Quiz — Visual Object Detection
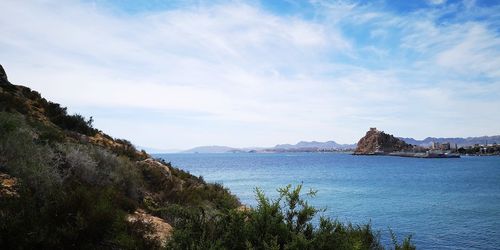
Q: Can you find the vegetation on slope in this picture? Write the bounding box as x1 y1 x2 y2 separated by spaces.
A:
0 110 239 248
0 66 239 248
0 65 414 249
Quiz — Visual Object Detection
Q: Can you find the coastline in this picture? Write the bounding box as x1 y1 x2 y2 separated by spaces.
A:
353 151 461 158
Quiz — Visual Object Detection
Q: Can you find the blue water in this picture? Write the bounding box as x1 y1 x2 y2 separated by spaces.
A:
157 153 500 249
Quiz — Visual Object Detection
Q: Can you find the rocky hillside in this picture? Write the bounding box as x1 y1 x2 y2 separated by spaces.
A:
1 65 148 160
0 64 239 248
354 128 413 155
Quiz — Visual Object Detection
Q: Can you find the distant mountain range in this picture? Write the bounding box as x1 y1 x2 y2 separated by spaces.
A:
399 136 500 147
180 135 500 153
182 145 268 153
274 141 356 150
182 141 355 153
182 146 240 153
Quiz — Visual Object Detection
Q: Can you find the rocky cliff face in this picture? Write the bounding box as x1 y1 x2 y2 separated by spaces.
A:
354 128 413 154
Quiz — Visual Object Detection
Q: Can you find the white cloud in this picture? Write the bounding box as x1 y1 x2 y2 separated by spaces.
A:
427 0 447 5
0 0 499 148
436 24 500 78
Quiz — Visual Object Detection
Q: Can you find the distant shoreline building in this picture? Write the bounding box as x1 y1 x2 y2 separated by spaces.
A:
430 142 453 151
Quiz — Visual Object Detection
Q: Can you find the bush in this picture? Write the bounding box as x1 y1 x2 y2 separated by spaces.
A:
0 92 31 114
42 101 97 136
391 230 416 250
58 143 143 201
0 184 157 249
0 112 61 194
166 184 416 250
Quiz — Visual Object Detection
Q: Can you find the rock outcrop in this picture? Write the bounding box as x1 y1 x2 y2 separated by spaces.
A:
354 128 413 155
0 172 18 197
139 158 172 180
0 64 8 83
127 209 173 247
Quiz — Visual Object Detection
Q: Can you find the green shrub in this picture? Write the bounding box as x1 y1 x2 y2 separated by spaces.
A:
0 92 31 114
42 101 98 136
0 184 157 249
391 230 416 250
31 121 66 143
0 112 61 193
57 143 143 200
166 184 416 250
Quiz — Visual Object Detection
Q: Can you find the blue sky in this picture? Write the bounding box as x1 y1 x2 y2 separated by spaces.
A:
1 0 499 150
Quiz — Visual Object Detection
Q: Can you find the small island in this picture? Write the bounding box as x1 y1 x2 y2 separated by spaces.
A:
354 128 460 158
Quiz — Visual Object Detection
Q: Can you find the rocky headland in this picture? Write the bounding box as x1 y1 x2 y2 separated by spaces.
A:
354 128 461 158
354 128 413 155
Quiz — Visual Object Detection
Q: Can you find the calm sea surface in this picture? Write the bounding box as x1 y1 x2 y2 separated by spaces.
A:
157 153 500 249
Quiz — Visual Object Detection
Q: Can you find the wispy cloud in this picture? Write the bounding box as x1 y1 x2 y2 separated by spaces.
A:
0 0 499 149
427 0 447 6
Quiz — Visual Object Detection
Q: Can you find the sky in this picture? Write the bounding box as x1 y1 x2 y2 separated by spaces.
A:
1 0 499 150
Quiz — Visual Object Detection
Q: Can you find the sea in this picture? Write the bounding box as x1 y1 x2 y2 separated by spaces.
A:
156 153 500 249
